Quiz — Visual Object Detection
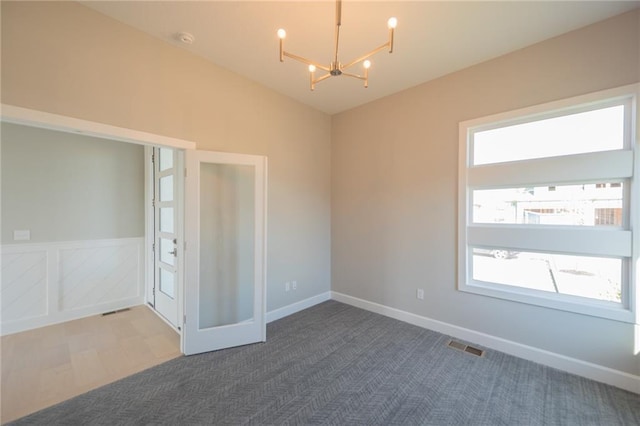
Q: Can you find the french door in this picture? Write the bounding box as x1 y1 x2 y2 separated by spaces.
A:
182 150 267 355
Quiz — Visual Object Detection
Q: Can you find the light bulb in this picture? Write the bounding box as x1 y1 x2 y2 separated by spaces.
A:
277 28 287 39
308 64 316 73
363 60 371 69
387 17 398 29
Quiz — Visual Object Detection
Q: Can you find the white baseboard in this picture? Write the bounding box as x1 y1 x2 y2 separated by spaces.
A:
267 291 332 323
331 291 640 394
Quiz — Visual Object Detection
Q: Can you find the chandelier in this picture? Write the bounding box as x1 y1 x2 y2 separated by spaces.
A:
277 0 397 90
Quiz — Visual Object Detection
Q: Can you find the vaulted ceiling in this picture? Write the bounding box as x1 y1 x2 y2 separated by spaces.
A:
82 1 640 115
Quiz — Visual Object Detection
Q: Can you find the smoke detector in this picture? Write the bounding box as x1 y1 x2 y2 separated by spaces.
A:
175 32 195 45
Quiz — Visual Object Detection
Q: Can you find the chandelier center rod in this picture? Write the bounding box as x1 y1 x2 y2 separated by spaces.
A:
334 0 342 68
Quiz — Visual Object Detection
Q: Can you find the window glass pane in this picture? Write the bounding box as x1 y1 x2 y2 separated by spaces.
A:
160 238 175 266
472 248 621 303
159 148 174 171
199 163 255 329
473 183 623 226
160 268 174 299
473 105 624 165
160 207 174 233
159 175 174 202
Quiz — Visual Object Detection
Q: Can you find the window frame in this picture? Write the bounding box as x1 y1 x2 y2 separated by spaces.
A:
458 84 639 323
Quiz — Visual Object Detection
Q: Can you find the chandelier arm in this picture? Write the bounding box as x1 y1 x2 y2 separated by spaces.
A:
342 41 391 71
279 38 284 62
282 51 331 72
342 71 369 88
313 73 332 85
340 71 365 81
310 72 332 91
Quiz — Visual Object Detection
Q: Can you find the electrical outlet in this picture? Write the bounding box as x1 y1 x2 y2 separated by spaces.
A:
285 282 290 292
292 281 297 290
416 289 424 300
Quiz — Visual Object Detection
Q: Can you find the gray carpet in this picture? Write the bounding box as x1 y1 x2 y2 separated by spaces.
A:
10 301 640 425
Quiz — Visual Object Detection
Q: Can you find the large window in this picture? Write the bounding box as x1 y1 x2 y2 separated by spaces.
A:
458 85 638 322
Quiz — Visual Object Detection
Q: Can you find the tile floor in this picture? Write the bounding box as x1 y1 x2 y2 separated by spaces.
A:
1 305 181 423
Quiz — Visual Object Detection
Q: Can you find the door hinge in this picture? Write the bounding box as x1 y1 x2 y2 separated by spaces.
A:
183 314 186 325
151 153 155 164
152 242 155 252
152 198 155 208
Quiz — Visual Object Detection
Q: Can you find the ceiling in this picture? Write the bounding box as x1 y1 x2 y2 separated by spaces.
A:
81 1 640 115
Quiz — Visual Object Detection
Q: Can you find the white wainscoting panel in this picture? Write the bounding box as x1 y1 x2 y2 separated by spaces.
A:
59 242 141 311
1 250 48 323
1 238 145 335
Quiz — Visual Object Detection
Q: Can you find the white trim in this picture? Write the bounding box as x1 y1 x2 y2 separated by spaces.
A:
1 236 144 250
144 147 155 307
266 291 332 323
331 291 640 394
468 150 633 188
176 150 186 336
460 280 633 324
468 226 632 258
1 104 196 150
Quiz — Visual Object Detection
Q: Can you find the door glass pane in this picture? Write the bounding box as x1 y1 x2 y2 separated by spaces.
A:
160 207 174 233
160 267 175 299
472 248 622 303
159 148 174 171
473 105 624 165
160 238 175 266
472 183 624 226
159 175 174 202
199 163 255 329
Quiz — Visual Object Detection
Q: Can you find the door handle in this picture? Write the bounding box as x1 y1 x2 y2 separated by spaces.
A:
168 249 177 257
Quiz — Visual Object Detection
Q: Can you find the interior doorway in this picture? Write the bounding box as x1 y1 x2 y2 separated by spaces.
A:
1 104 268 357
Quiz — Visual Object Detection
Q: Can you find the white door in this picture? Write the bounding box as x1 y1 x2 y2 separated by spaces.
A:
182 150 267 355
153 147 180 328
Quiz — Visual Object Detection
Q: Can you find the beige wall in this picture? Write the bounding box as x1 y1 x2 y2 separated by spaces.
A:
1 1 332 312
332 10 640 375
